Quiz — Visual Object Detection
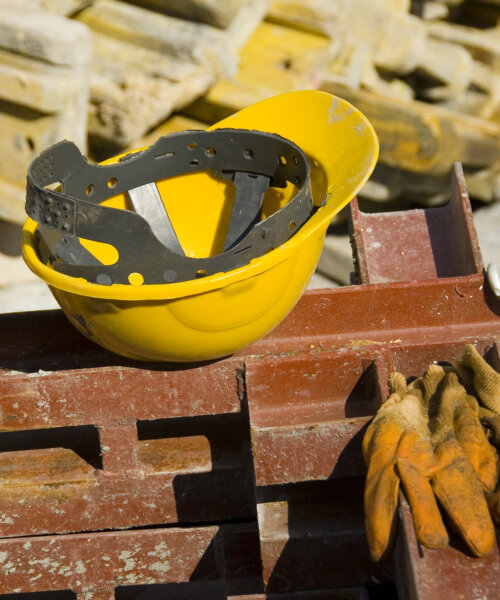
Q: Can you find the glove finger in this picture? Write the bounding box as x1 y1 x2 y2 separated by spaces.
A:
432 439 496 557
422 364 447 407
362 390 407 464
454 398 499 492
388 371 407 395
458 344 500 415
363 420 403 562
428 371 463 438
397 458 448 549
406 377 425 406
365 460 400 562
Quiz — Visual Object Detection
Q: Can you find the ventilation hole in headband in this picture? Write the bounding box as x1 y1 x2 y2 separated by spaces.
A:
86 184 95 196
205 147 216 157
107 177 118 188
190 159 200 167
80 239 119 266
96 273 112 285
187 141 197 150
128 272 144 286
293 155 299 166
44 180 63 191
289 221 296 231
279 155 287 166
243 148 254 159
196 269 207 278
163 269 177 283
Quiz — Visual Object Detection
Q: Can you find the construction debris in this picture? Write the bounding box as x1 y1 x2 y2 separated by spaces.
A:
265 0 500 206
4 0 500 289
0 2 90 223
77 0 270 148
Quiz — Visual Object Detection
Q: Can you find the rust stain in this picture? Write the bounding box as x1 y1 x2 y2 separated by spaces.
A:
0 162 498 595
348 338 403 346
0 448 95 487
138 436 212 474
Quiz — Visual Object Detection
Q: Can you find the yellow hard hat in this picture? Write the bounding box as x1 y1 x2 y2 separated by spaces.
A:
22 90 378 362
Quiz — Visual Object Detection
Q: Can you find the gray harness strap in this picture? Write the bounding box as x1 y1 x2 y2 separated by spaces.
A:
26 129 314 285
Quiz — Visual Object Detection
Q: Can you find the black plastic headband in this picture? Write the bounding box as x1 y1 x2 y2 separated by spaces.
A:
26 129 314 285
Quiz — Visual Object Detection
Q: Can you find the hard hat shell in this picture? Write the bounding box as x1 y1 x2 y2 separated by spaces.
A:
22 90 378 362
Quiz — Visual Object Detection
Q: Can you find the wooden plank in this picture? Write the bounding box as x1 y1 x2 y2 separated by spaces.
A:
0 5 90 223
183 20 336 123
78 0 269 146
127 0 254 29
321 83 500 176
0 527 222 594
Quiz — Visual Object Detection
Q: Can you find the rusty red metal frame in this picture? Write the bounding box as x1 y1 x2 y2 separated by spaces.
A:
0 164 499 598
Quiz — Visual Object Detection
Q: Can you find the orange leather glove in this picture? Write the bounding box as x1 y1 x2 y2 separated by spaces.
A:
478 406 500 524
457 344 500 414
363 365 498 562
457 344 500 526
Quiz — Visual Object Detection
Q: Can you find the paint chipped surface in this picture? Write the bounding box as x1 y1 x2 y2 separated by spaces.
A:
150 560 171 573
118 550 136 572
0 526 218 594
148 541 171 560
328 97 344 124
0 361 243 537
0 514 14 524
75 560 87 574
355 121 367 135
0 165 499 598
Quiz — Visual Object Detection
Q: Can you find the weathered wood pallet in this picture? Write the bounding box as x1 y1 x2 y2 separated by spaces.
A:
0 4 90 224
77 0 270 148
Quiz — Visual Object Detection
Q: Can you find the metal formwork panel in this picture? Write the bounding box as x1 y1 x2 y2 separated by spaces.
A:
350 164 483 284
0 358 255 537
0 165 500 596
246 351 386 487
392 495 500 600
0 526 222 596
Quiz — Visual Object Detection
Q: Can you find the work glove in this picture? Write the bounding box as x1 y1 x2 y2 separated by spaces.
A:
363 365 498 562
457 344 500 414
457 344 500 525
478 406 500 524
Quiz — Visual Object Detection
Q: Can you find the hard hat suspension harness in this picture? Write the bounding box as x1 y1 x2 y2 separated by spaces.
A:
26 129 313 285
